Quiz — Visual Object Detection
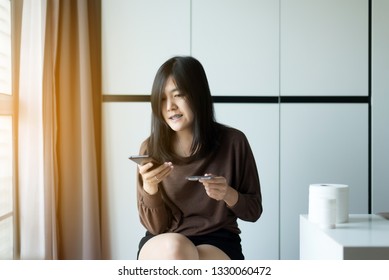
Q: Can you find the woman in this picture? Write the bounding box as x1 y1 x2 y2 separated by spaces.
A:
136 56 262 260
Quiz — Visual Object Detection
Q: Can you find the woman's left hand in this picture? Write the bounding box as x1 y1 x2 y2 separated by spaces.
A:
199 174 238 207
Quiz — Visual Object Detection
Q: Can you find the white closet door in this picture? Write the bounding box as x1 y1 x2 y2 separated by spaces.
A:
281 0 368 96
215 103 280 259
280 104 369 259
192 0 280 96
102 102 152 259
102 0 191 94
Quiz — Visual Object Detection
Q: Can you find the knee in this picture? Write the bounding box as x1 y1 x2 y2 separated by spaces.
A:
162 233 199 260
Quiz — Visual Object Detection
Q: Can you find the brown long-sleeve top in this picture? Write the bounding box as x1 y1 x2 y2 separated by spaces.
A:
137 125 262 236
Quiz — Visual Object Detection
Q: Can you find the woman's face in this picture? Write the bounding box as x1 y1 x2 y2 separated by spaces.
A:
161 76 194 135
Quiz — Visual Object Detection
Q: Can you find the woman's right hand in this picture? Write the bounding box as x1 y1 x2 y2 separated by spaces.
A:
138 161 174 195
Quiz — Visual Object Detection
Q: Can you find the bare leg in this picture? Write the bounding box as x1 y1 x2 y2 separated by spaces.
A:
197 244 230 260
138 233 199 260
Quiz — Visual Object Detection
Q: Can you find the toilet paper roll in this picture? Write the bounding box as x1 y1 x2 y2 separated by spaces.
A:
315 197 336 229
309 183 349 224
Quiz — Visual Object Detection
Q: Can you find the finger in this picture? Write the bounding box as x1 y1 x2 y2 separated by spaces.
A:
158 162 174 177
201 179 227 189
146 162 173 182
149 162 173 176
138 162 155 174
206 185 227 196
204 181 229 197
204 187 224 201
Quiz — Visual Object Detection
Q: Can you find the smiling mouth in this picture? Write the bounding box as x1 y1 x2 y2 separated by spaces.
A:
169 114 183 121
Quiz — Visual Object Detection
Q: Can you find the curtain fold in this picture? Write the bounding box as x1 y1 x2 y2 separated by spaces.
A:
42 0 59 260
17 0 102 259
43 0 102 260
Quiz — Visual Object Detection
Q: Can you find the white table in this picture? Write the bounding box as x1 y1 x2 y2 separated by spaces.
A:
300 214 389 259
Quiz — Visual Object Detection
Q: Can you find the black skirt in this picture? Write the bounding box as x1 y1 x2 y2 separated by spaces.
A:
137 228 244 260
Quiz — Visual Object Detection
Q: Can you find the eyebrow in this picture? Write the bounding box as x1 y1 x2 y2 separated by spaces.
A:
166 87 179 95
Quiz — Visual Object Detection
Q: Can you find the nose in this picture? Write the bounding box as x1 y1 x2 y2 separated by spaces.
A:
166 97 177 112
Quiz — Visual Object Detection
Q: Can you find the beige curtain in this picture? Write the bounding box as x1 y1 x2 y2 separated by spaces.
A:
17 0 102 259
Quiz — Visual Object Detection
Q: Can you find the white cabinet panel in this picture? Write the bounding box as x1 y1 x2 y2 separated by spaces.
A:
215 104 279 259
280 104 368 259
102 102 152 259
192 0 279 96
281 0 368 96
372 0 389 213
102 0 190 94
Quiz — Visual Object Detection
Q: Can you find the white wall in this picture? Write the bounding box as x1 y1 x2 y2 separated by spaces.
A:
101 0 385 260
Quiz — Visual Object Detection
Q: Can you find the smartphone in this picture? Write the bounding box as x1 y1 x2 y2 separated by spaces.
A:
185 175 213 181
129 155 159 166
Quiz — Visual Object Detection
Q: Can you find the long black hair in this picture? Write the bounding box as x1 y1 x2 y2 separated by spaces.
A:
147 56 220 163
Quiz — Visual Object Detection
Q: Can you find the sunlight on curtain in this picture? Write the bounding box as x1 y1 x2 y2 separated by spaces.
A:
16 0 102 260
47 0 101 259
0 116 13 260
18 0 45 259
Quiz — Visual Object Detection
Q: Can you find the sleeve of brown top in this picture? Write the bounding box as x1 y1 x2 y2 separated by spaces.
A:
136 140 171 234
224 129 263 222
